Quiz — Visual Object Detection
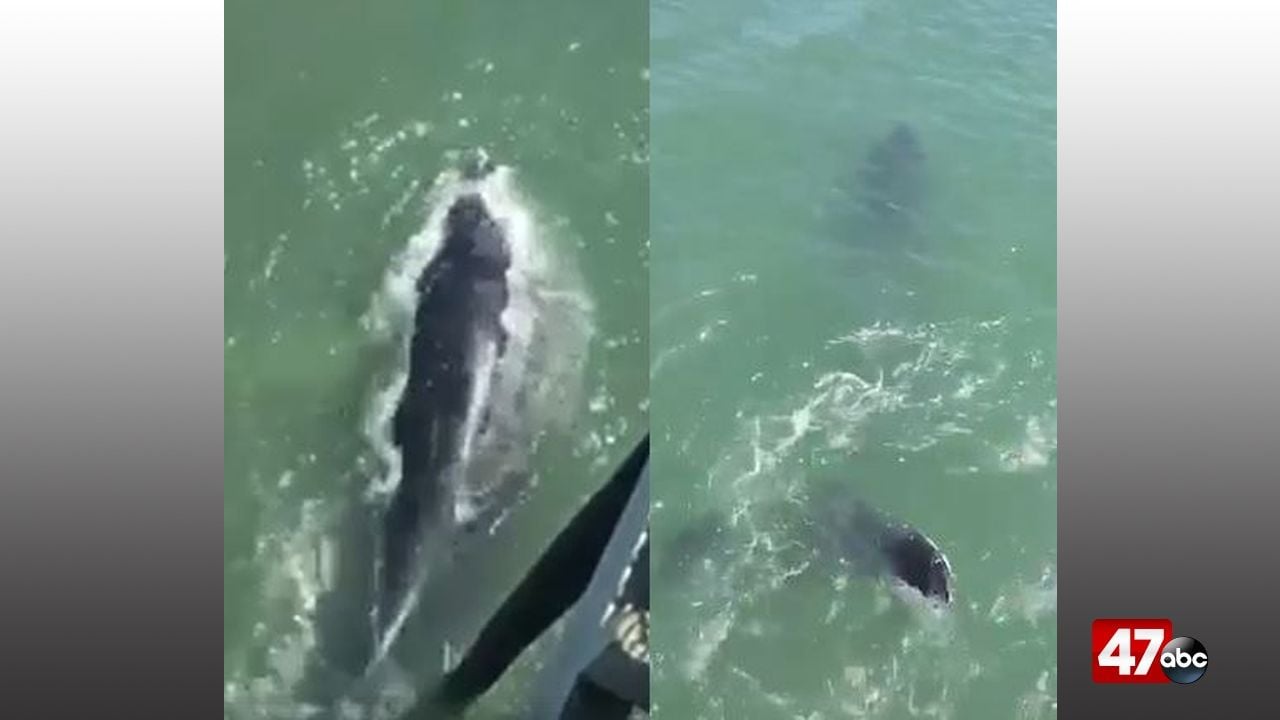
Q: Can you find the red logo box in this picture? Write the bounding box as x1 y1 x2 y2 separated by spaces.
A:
1092 618 1173 683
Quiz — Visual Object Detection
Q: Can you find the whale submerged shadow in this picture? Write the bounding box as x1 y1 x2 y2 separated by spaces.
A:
818 121 929 255
808 121 953 325
856 122 926 232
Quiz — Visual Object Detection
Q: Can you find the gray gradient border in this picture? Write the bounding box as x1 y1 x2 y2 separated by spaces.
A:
5 1 1280 717
0 2 223 717
1060 1 1280 714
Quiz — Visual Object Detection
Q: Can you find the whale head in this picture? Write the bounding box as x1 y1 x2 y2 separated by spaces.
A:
881 526 953 605
441 194 511 274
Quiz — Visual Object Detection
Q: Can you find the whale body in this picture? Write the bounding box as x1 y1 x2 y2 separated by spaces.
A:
668 488 953 607
809 491 952 605
376 187 513 649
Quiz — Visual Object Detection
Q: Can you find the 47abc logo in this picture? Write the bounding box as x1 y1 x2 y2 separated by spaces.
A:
1092 619 1208 684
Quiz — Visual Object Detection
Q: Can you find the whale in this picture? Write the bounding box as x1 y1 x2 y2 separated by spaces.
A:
375 178 514 653
666 488 953 608
809 493 952 605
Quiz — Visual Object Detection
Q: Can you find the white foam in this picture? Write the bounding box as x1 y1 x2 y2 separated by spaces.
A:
684 608 734 680
224 496 333 720
997 412 1057 472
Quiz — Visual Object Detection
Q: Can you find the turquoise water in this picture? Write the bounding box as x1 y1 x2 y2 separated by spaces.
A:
650 1 1056 718
224 1 647 717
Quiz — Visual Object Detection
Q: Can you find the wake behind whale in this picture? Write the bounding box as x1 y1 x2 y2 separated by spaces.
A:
360 152 594 670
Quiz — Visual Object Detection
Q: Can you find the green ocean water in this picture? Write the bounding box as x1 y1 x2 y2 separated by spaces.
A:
650 1 1056 719
224 1 647 717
